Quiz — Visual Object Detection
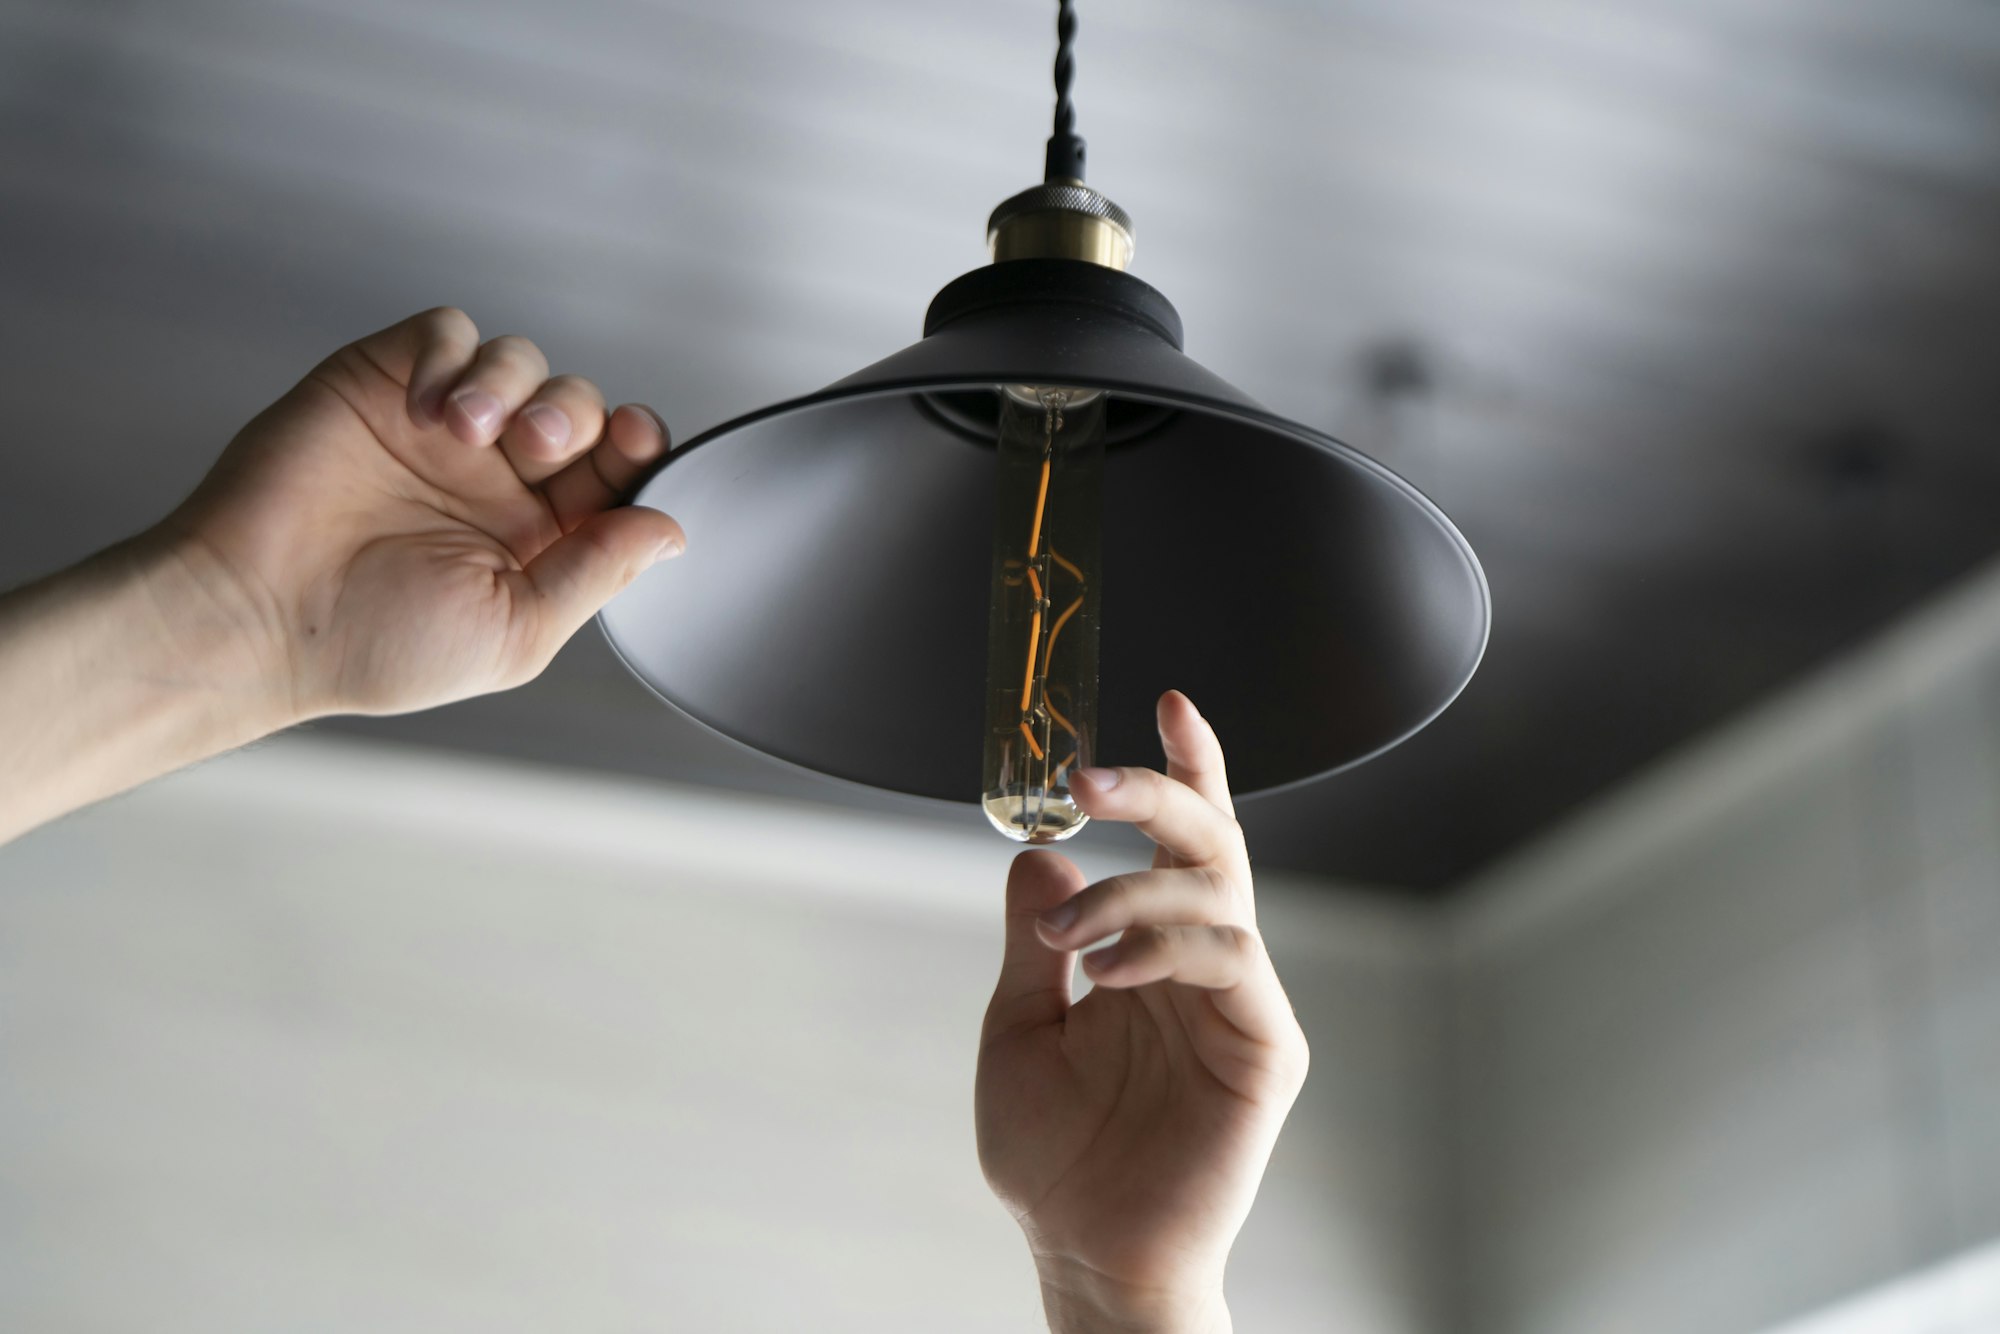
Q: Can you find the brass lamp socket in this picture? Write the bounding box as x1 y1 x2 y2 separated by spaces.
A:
986 181 1135 271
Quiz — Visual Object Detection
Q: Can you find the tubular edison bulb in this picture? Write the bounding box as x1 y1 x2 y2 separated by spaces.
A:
982 383 1107 842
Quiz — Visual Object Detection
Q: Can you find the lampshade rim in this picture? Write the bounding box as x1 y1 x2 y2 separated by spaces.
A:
598 374 1492 805
601 603 1488 810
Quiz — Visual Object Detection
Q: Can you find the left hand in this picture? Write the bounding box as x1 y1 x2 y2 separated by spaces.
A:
0 307 685 846
975 691 1310 1334
158 306 685 723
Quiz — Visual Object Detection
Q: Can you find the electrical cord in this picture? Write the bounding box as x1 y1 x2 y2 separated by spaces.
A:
1045 0 1086 182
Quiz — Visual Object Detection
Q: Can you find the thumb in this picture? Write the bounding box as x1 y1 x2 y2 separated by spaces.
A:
984 850 1087 1043
519 505 685 662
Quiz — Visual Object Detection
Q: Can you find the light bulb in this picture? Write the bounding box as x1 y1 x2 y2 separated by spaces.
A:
982 383 1107 843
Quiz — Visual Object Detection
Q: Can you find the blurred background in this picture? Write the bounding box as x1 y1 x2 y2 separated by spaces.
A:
1 0 1996 1329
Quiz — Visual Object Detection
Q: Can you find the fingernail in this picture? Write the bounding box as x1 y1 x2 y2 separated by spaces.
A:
651 534 685 563
1040 900 1079 932
521 403 572 453
1076 766 1122 791
1084 943 1120 970
641 406 672 454
450 388 505 441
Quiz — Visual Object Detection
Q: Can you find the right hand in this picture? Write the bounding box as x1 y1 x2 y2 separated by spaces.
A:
976 691 1310 1333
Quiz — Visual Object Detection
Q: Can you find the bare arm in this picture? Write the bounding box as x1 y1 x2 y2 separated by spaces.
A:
0 536 293 843
0 307 683 845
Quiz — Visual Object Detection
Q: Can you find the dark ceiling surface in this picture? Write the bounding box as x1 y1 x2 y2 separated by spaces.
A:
5 0 2000 891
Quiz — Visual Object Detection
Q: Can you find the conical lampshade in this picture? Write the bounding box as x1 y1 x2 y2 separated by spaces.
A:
600 257 1488 801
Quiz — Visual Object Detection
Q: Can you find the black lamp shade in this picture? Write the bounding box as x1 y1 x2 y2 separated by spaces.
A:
600 259 1489 801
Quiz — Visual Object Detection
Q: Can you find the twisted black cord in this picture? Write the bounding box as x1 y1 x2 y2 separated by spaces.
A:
1045 0 1086 181
1053 0 1076 140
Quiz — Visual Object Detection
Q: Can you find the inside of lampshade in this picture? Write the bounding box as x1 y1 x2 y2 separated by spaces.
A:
915 387 1181 449
601 385 1486 802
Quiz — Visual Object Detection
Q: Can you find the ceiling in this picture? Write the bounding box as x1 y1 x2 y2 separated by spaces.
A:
4 0 1999 891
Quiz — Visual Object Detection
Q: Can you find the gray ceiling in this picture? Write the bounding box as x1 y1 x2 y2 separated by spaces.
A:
5 0 2000 891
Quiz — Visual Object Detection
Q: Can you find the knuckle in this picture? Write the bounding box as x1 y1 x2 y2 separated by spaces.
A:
314 344 369 389
1081 882 1116 931
1273 1033 1311 1088
560 523 623 575
1224 813 1248 852
419 305 478 345
1195 864 1233 900
544 373 605 405
485 334 549 374
1103 873 1144 920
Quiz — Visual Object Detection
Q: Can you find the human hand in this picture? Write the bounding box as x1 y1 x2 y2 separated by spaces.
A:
0 307 685 845
157 306 685 724
975 691 1310 1334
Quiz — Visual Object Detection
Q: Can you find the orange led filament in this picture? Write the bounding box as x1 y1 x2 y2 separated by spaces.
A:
1014 399 1084 782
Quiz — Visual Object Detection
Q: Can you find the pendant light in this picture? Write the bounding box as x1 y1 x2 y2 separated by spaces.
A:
600 0 1489 841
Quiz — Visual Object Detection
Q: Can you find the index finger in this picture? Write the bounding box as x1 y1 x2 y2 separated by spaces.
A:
334 306 483 426
1070 765 1251 886
1156 690 1233 817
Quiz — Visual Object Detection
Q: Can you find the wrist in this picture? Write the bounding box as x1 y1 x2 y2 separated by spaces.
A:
0 532 301 843
139 521 307 734
1033 1255 1231 1334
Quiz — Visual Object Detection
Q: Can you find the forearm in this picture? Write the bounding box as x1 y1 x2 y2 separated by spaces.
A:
1036 1257 1232 1334
0 530 295 844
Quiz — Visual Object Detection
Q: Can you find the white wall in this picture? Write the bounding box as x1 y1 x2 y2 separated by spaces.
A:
1445 556 2000 1334
0 736 1442 1333
10 564 2000 1334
